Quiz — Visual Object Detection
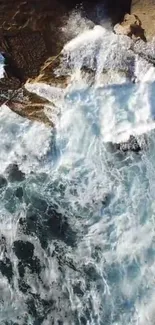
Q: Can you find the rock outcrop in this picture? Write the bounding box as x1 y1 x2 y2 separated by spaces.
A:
27 54 70 88
2 87 53 125
114 13 146 40
0 0 82 124
0 0 138 125
114 1 155 41
0 1 69 81
131 0 155 41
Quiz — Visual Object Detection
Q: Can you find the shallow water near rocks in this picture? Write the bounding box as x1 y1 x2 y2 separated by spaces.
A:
1 13 155 325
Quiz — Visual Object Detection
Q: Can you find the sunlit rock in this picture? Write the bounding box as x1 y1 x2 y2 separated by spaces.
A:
114 14 146 41
131 0 155 41
27 54 71 88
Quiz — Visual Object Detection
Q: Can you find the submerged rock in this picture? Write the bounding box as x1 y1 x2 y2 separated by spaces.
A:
15 186 23 199
0 257 13 282
113 135 147 153
13 240 41 279
6 163 25 182
13 240 34 260
0 175 7 188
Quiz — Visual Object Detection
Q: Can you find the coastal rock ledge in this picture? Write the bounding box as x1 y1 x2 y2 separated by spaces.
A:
0 0 155 125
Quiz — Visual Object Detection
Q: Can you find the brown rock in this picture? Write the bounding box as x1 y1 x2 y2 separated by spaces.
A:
0 0 134 126
114 13 146 40
4 88 53 126
131 0 155 40
0 0 78 125
0 0 72 84
0 0 133 86
28 54 71 88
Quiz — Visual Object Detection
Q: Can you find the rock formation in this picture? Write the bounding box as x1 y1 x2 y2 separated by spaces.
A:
27 54 70 88
0 1 68 123
0 0 138 125
131 0 155 41
114 13 146 40
0 0 99 124
116 0 155 41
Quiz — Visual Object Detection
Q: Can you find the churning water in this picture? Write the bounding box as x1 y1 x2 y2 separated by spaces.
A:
1 12 155 325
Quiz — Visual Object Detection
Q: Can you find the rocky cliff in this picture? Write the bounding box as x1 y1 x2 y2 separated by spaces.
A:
1 0 154 125
0 0 82 123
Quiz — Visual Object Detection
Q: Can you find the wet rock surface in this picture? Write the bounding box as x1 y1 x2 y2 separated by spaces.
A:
0 0 133 125
7 88 54 126
112 135 147 153
0 0 154 129
27 54 70 88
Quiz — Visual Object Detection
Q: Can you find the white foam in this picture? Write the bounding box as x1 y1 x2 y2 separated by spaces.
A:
1 17 155 325
0 105 51 174
64 25 107 53
25 82 65 103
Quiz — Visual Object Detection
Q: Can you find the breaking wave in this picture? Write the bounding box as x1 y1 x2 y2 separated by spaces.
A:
1 11 155 325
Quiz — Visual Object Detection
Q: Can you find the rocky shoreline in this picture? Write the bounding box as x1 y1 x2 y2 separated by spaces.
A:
0 0 155 126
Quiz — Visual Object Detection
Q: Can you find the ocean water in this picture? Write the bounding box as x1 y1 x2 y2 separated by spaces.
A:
1 12 155 325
